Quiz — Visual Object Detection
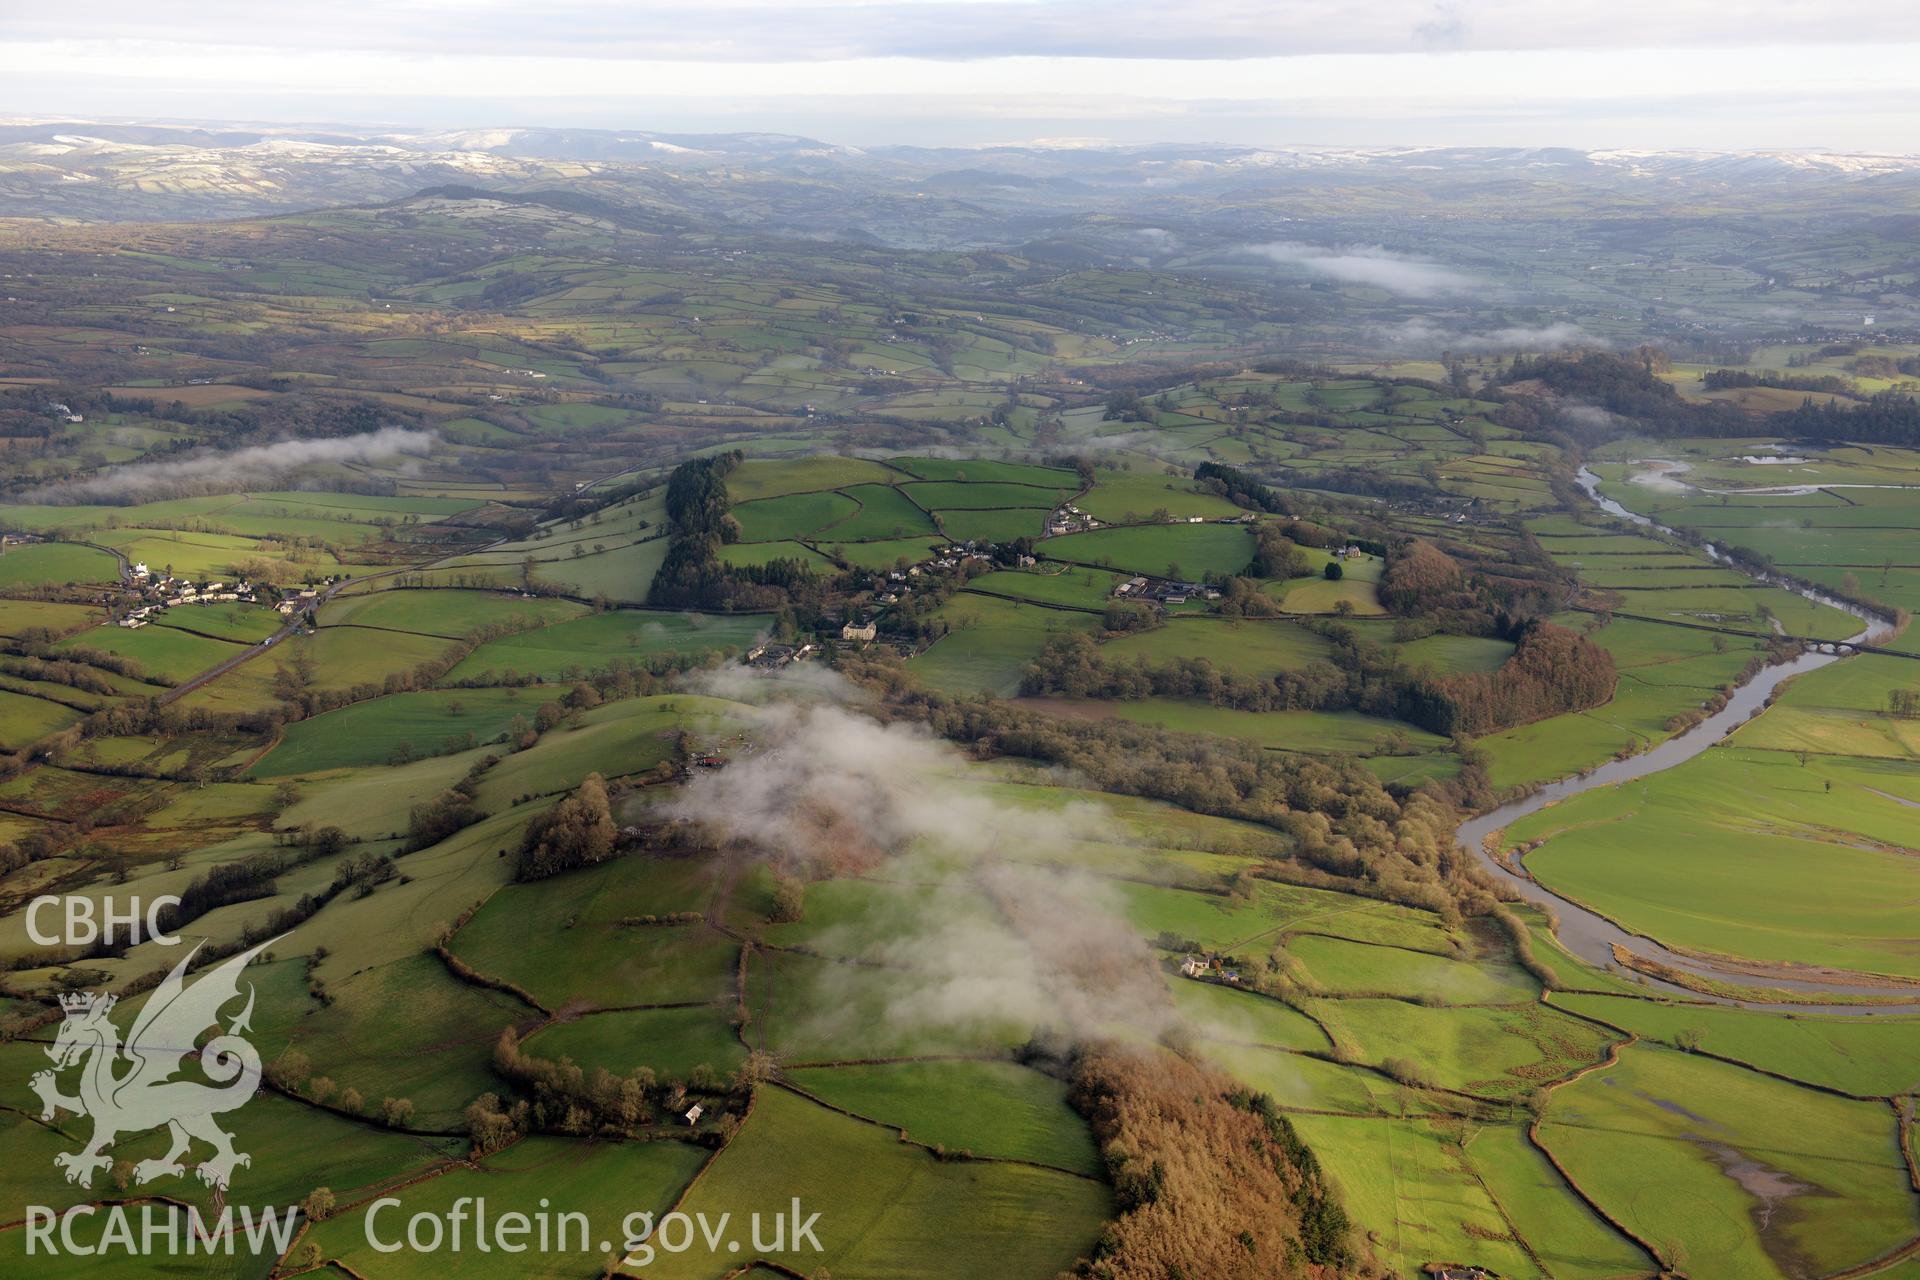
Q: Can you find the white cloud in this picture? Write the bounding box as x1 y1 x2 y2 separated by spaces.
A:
1384 318 1600 351
33 428 436 503
0 10 1916 148
1250 242 1477 296
8 3 1920 62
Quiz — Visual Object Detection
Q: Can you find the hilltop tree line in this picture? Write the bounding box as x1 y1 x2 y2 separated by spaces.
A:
1504 351 1920 446
1194 461 1290 515
1401 620 1617 737
854 657 1481 917
1702 368 1852 395
649 450 827 611
1022 613 1611 741
1770 390 1920 444
1034 527 1603 738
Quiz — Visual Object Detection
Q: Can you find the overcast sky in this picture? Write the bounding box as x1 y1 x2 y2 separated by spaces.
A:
4 1 1917 150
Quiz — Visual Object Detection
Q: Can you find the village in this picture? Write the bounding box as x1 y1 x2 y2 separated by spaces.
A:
111 560 318 630
734 495 1372 674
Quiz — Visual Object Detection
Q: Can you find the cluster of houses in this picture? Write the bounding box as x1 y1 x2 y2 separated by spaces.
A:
1114 576 1223 606
117 564 266 628
745 640 817 670
1178 954 1243 985
916 542 1000 574
1046 503 1264 540
877 541 1002 605
115 563 316 628
1047 503 1099 537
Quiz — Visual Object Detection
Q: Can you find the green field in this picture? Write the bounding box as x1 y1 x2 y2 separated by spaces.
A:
820 483 939 540
1046 522 1257 578
909 593 1098 695
786 1060 1102 1175
728 455 897 501
730 488 859 541
642 1087 1108 1280
1511 745 1920 978
1076 470 1244 522
965 565 1118 609
527 1004 748 1079
1101 617 1334 675
934 506 1050 543
1392 631 1516 674
0 687 85 748
1553 992 1920 1096
323 588 589 637
892 458 1080 488
253 686 549 774
309 1137 707 1278
55 619 243 683
1105 698 1447 756
1539 1043 1915 1279
717 539 836 570
9 198 1920 1280
445 611 771 682
0 541 119 586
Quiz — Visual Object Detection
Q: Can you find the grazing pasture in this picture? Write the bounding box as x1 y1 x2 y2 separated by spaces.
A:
1106 698 1446 756
820 483 938 539
642 1087 1109 1280
322 587 588 637
786 1060 1102 1175
1100 617 1334 675
730 489 860 541
727 455 896 501
1045 521 1257 579
0 688 85 747
1538 1043 1915 1279
309 1138 707 1279
1511 745 1920 978
444 610 770 682
528 1004 748 1079
0 541 119 587
933 506 1049 543
965 565 1119 609
909 593 1098 695
252 686 542 774
55 620 242 683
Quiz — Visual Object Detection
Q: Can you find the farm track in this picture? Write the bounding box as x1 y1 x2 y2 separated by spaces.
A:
156 562 413 704
152 509 549 705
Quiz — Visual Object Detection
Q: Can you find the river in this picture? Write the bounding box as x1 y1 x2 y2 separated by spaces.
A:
1453 466 1916 1011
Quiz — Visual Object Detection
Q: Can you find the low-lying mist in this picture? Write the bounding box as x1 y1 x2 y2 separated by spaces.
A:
30 427 436 504
1248 241 1478 297
666 671 1185 1052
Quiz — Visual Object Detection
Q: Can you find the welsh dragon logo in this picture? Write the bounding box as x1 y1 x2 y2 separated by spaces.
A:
30 938 275 1190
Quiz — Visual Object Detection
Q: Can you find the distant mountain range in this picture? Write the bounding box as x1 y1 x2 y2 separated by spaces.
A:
6 118 1920 237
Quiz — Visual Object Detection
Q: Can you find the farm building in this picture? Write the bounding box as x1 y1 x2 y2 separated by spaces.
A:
746 642 817 669
1179 954 1241 984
